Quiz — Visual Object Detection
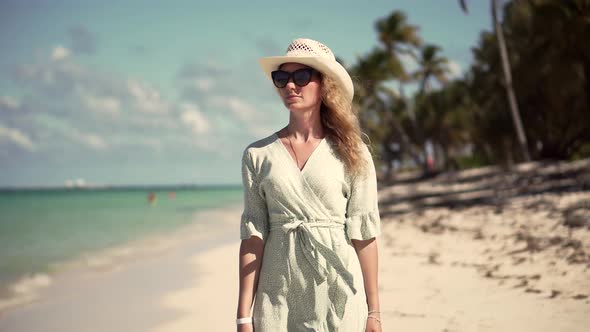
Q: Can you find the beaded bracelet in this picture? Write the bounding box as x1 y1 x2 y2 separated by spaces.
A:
368 310 381 315
368 316 382 324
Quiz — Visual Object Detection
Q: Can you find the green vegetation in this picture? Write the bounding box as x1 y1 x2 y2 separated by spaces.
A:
350 0 590 177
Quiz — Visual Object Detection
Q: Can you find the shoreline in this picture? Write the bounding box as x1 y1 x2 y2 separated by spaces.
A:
0 202 243 319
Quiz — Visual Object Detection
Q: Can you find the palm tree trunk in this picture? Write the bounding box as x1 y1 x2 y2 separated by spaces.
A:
584 60 590 114
491 0 531 162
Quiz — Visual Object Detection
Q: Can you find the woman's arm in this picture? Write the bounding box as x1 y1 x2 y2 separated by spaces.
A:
351 237 380 313
237 236 265 320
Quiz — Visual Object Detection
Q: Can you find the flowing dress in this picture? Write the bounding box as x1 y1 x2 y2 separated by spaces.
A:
240 132 381 332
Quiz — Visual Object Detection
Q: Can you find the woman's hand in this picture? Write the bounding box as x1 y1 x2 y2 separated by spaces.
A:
237 322 253 332
365 316 382 332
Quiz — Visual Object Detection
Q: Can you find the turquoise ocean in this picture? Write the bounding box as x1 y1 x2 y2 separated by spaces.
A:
0 186 242 302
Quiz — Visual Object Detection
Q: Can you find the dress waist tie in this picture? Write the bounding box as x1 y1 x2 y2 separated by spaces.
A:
270 218 357 295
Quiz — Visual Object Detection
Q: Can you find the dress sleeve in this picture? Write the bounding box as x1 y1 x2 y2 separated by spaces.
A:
345 144 381 240
240 148 269 241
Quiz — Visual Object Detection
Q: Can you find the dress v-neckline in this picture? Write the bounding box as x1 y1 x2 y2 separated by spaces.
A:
273 132 325 175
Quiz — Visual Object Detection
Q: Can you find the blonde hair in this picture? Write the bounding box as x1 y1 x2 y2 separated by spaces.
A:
320 74 370 179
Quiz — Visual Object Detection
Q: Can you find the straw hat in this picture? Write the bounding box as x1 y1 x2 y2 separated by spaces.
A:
258 38 354 102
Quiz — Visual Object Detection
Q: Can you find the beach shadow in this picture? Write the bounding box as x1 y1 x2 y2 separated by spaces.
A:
378 159 590 218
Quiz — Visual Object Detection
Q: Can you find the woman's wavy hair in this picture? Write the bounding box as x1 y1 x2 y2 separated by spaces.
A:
319 73 371 179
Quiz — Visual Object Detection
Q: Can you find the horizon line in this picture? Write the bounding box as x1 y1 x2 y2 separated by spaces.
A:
0 183 242 191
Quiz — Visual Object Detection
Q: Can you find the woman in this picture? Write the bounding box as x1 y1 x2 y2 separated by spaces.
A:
236 38 382 332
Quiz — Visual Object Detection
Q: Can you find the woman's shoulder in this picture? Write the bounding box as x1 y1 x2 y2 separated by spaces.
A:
359 141 375 160
241 132 278 161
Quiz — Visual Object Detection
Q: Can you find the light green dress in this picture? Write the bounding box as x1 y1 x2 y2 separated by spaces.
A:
240 132 381 332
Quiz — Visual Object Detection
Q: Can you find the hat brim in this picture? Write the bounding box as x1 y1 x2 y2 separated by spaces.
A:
258 56 354 102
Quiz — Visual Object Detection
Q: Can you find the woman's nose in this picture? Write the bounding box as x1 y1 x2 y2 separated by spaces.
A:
284 79 297 89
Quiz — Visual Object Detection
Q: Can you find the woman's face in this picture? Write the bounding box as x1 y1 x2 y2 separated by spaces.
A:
276 63 322 112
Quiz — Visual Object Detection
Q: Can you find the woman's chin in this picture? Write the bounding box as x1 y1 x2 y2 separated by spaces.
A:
285 102 303 111
285 102 320 112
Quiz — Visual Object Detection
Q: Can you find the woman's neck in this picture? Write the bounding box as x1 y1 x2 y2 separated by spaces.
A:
286 108 324 141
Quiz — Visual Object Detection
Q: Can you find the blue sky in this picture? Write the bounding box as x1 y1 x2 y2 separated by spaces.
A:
0 0 489 187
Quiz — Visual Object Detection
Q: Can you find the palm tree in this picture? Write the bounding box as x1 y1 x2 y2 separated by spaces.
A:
459 0 531 162
351 48 421 177
413 44 451 171
375 10 422 81
373 11 427 173
415 45 449 95
412 44 450 145
504 0 590 159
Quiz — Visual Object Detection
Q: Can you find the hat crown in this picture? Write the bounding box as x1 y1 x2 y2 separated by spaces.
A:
285 38 335 60
259 37 354 102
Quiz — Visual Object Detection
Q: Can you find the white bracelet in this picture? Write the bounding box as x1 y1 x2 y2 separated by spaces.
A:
236 317 252 325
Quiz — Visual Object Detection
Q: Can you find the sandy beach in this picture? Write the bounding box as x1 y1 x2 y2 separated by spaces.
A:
1 160 589 331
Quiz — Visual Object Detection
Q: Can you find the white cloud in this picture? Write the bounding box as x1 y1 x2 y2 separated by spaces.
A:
447 60 463 79
228 98 256 120
5 45 276 176
205 95 280 138
33 114 108 150
128 116 179 130
0 124 36 151
195 78 214 92
209 96 256 122
82 94 121 117
55 60 86 79
0 95 21 111
127 79 169 113
11 56 86 90
70 129 108 150
180 103 210 135
51 45 71 61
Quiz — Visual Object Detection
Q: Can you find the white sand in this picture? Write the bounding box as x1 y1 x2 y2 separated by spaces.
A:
151 241 241 332
379 219 590 331
150 211 589 331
